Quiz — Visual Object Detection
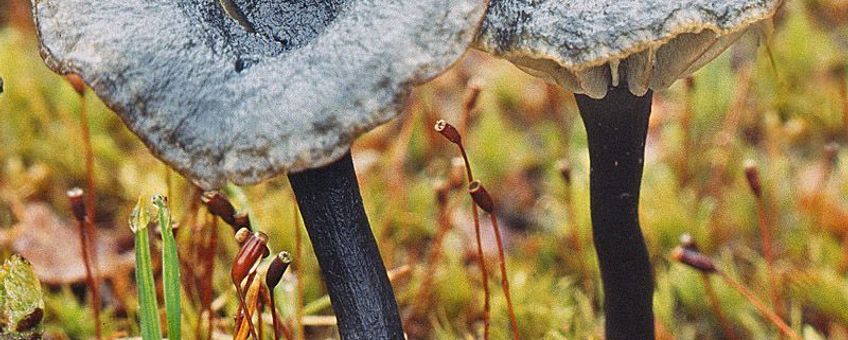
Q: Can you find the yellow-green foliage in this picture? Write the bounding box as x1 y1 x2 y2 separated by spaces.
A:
2 2 848 338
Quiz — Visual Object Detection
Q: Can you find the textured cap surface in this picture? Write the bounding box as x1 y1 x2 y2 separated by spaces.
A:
33 0 486 189
476 0 782 98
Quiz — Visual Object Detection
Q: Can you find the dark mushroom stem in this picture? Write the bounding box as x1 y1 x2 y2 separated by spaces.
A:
574 86 655 340
288 152 404 339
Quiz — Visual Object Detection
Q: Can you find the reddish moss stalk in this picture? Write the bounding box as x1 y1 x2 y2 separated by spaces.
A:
232 232 268 339
718 272 798 339
744 161 782 316
436 120 491 338
700 274 737 340
69 75 102 339
486 211 519 340
469 180 519 339
471 197 491 339
673 243 798 339
67 188 101 339
266 251 292 340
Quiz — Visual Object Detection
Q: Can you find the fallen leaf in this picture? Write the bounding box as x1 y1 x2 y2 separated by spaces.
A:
0 204 134 285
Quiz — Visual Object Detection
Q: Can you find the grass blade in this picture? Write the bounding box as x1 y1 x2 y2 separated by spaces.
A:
154 195 181 340
130 198 162 340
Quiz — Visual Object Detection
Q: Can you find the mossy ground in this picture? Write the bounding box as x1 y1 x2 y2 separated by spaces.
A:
1 1 848 339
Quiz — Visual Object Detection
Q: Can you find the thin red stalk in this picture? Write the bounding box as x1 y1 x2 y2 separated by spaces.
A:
754 197 781 315
700 274 737 340
75 216 100 338
488 214 519 340
235 271 260 339
235 287 259 340
266 284 293 340
456 144 491 339
458 145 474 182
718 272 798 339
471 202 490 339
269 291 281 340
77 92 102 339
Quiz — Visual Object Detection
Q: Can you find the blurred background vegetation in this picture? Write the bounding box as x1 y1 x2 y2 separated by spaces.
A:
1 0 848 339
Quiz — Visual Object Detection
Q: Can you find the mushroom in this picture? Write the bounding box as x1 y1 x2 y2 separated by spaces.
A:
31 0 487 338
475 1 781 338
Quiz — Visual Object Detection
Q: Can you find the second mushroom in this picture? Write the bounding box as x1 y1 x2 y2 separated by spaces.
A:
476 0 782 338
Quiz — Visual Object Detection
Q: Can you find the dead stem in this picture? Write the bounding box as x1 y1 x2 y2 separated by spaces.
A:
745 161 782 317
235 274 259 340
674 240 796 340
266 286 293 340
488 214 520 340
718 272 799 339
436 119 492 339
700 274 737 340
471 200 491 339
292 199 305 340
68 189 100 340
75 82 102 339
457 144 491 339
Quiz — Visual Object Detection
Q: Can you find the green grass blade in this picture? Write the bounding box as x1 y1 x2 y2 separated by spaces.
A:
153 194 181 340
130 198 162 340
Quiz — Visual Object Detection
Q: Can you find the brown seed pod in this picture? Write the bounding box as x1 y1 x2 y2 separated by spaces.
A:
743 160 762 197
468 180 494 213
671 246 717 273
231 231 269 285
201 191 237 226
266 251 293 289
434 120 462 145
66 187 87 222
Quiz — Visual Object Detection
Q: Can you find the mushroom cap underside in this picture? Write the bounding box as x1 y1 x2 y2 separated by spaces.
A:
33 0 486 189
476 0 783 98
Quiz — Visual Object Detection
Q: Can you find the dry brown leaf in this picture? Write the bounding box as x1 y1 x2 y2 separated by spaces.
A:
0 203 134 285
